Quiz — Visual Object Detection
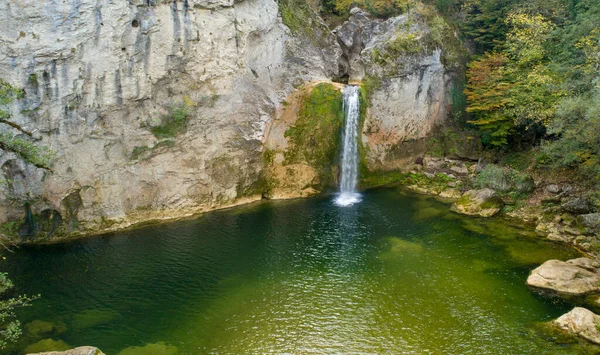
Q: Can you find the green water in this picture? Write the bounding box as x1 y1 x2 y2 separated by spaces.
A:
2 189 589 354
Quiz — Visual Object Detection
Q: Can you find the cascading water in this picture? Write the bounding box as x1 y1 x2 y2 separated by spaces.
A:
334 85 361 207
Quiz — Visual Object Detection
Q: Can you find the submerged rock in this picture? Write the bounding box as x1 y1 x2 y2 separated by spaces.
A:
553 307 600 345
27 346 105 355
527 258 600 296
24 320 67 338
117 342 178 355
450 189 503 217
24 339 71 354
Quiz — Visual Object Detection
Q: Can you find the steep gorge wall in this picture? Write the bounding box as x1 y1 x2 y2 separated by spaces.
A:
0 0 340 235
0 1 457 239
336 7 461 171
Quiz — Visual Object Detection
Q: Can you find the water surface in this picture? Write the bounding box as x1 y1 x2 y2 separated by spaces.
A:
4 189 586 354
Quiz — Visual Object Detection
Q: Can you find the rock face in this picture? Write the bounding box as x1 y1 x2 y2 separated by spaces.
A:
0 2 453 238
0 0 341 236
450 189 504 217
336 6 457 170
527 258 600 296
553 307 600 345
27 346 104 355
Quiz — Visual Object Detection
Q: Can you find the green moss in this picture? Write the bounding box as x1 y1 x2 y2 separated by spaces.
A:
357 87 369 180
71 309 120 330
24 320 67 338
130 146 151 161
24 339 70 353
360 171 408 189
27 73 38 87
264 149 275 165
150 99 193 139
131 139 176 161
284 83 344 189
0 221 19 237
117 342 178 355
360 75 382 103
279 0 323 44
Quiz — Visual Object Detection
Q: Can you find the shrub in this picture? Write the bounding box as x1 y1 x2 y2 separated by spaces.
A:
474 164 533 193
150 102 192 139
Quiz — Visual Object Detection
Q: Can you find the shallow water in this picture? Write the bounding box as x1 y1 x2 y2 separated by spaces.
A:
3 189 588 354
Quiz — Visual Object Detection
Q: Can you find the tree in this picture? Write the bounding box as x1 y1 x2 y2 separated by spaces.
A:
0 272 39 349
465 12 562 146
0 79 53 171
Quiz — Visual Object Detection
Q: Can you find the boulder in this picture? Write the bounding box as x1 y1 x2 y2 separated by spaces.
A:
546 184 561 194
578 213 600 233
439 188 462 200
562 198 591 214
450 189 504 217
553 307 600 345
527 258 600 296
27 346 105 355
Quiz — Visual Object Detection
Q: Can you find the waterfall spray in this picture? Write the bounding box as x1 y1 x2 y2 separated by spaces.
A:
335 86 361 207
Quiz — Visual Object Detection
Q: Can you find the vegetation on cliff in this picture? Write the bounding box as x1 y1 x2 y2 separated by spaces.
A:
284 83 344 189
0 79 53 170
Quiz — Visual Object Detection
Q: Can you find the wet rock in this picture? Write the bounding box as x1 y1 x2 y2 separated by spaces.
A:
527 258 600 296
27 346 105 355
38 210 63 237
553 307 600 345
450 189 504 217
562 198 591 214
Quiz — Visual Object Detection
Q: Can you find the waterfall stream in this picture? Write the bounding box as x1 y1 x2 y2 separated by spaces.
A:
335 86 361 207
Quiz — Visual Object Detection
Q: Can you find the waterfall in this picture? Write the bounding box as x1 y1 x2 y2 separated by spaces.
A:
335 85 361 207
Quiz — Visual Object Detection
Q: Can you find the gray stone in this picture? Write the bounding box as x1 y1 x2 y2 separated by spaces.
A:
546 184 561 194
553 307 600 345
578 213 600 232
27 346 105 355
527 258 600 296
562 198 591 214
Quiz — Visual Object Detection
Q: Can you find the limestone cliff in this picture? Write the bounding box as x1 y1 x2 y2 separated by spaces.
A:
0 1 457 239
336 7 461 171
0 0 340 236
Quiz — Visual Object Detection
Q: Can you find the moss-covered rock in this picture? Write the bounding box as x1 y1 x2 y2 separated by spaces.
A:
117 342 178 355
24 339 71 353
451 189 504 217
24 320 67 338
271 83 344 193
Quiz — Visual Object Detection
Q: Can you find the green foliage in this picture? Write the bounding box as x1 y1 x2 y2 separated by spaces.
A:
474 164 534 194
279 0 327 43
0 132 55 169
332 0 412 18
537 90 600 179
0 79 53 170
284 83 344 188
0 272 39 349
150 100 193 140
360 74 382 101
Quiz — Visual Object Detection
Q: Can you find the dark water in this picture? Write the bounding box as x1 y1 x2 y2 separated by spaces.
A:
3 189 588 354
